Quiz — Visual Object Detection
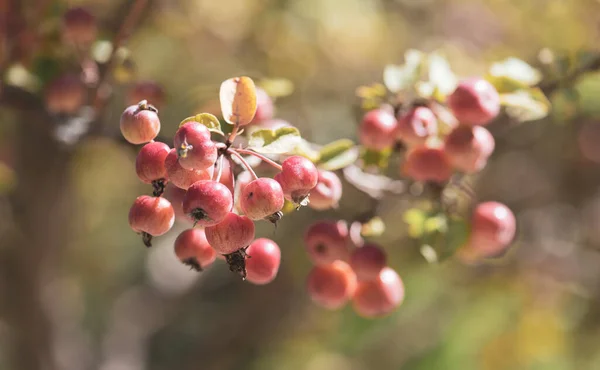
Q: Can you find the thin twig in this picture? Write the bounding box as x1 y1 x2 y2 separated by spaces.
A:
227 148 258 180
234 148 282 171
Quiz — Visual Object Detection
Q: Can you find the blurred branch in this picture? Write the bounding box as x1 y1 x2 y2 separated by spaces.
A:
539 53 600 95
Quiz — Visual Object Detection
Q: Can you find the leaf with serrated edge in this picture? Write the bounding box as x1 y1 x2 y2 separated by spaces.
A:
179 113 224 135
219 76 257 126
247 127 302 154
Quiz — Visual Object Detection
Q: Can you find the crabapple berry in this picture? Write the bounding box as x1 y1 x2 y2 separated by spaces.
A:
308 170 343 211
205 213 255 255
358 108 398 151
447 78 500 126
462 201 516 258
240 178 284 221
306 261 357 310
44 74 86 114
120 102 161 145
127 80 165 109
245 238 281 285
352 267 405 318
164 149 213 190
128 195 174 236
304 220 350 265
250 88 274 124
396 106 438 147
444 125 495 173
163 183 192 223
174 122 217 170
274 156 318 205
62 7 97 46
135 142 170 184
349 244 387 281
402 141 453 183
174 228 217 271
183 180 233 227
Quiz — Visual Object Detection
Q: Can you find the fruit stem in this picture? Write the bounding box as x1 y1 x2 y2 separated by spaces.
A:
214 154 225 183
227 148 258 181
226 122 240 148
234 148 283 171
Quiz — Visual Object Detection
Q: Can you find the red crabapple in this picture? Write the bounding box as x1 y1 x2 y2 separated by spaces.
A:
352 267 405 318
163 183 193 223
444 125 495 173
304 220 350 265
120 101 161 145
44 74 86 114
174 228 217 271
164 149 213 190
306 261 357 310
463 201 516 258
62 7 97 46
174 122 217 170
205 213 255 255
402 141 453 183
183 180 233 227
127 81 165 109
308 170 343 211
358 108 398 151
274 155 318 205
250 88 274 124
128 195 174 236
349 244 387 281
240 178 285 221
135 142 170 184
245 238 281 285
396 106 438 147
447 78 500 126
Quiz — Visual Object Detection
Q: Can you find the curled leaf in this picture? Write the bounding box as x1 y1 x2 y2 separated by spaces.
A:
247 127 302 154
179 113 224 135
219 76 257 126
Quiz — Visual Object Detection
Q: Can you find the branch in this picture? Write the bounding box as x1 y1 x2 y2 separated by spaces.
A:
538 53 600 95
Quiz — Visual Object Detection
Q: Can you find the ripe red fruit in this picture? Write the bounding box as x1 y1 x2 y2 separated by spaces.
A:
163 184 193 223
120 102 161 145
396 106 438 147
174 122 217 170
463 201 517 258
182 180 233 227
444 125 495 173
135 142 170 184
402 142 453 183
127 81 165 109
174 228 217 271
304 221 350 265
164 149 213 190
128 195 175 236
352 267 405 318
308 170 343 211
349 244 387 281
250 88 274 124
245 238 281 285
240 178 284 221
306 261 357 310
274 156 318 205
358 109 398 151
447 78 500 126
44 74 86 114
62 7 97 46
205 213 255 255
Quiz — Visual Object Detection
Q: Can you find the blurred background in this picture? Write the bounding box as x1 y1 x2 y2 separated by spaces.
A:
2 0 600 369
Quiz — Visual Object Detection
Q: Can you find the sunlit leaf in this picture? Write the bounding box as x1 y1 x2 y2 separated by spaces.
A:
501 88 550 122
428 52 457 98
383 49 425 93
179 113 224 135
288 138 320 162
316 139 358 171
403 208 427 238
247 127 301 154
361 217 386 237
488 57 542 93
360 147 392 169
219 76 257 126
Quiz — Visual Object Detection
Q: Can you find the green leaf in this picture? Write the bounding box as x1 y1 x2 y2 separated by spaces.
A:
316 139 358 171
179 113 224 135
360 147 392 169
501 88 550 122
383 49 425 93
288 138 320 162
550 88 579 124
437 217 470 261
403 208 428 239
488 57 542 93
247 127 302 154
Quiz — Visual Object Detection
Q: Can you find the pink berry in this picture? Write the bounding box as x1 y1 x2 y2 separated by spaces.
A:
174 122 217 170
402 142 453 183
306 261 357 310
127 81 165 109
164 149 213 190
128 195 174 236
444 125 495 173
245 238 281 285
304 221 350 265
182 180 233 227
240 178 284 221
174 228 217 271
163 184 192 223
44 74 86 114
62 7 97 46
352 267 405 318
396 106 438 147
120 102 161 145
358 109 398 151
274 156 318 205
308 170 343 211
447 78 500 126
250 88 274 124
205 213 255 255
349 244 387 281
135 142 170 184
463 201 516 258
